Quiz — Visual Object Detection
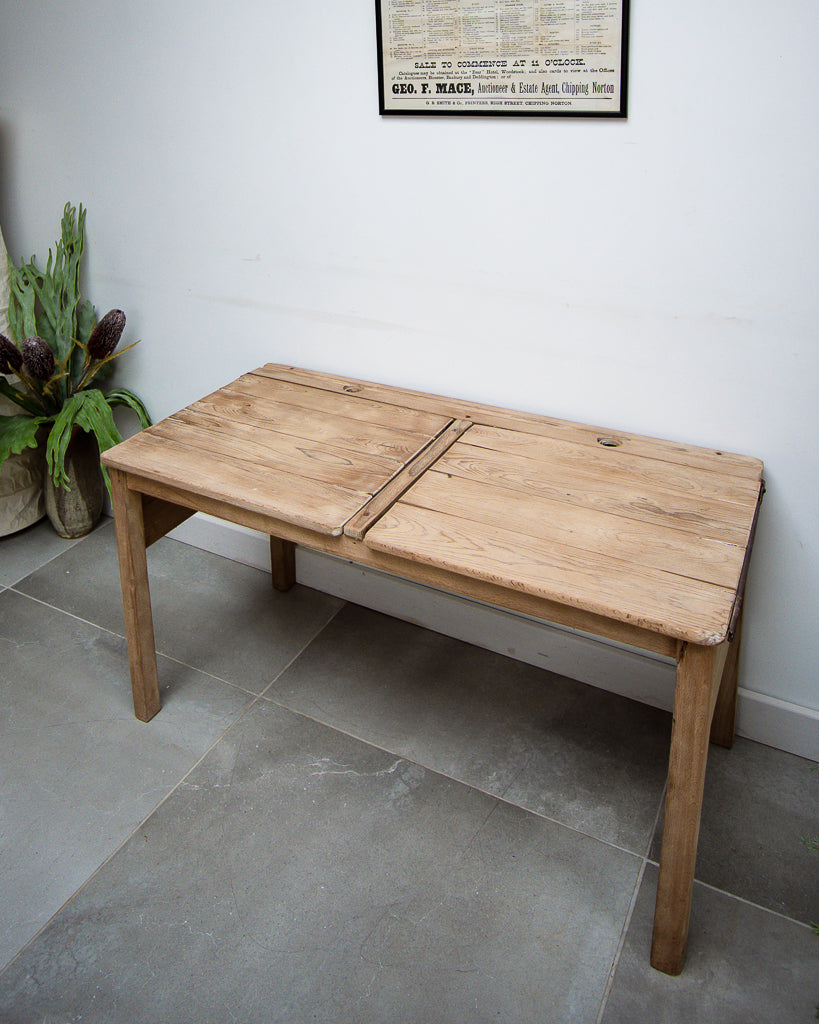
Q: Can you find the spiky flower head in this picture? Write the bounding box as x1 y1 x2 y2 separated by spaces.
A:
0 333 23 375
22 336 56 381
87 309 126 360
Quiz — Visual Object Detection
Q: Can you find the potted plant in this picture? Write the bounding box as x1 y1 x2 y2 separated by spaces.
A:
0 221 46 537
0 202 151 538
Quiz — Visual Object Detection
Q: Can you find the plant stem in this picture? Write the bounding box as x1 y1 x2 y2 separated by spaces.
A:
11 370 54 414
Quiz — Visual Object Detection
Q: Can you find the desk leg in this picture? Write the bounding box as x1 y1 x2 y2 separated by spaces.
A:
270 537 296 592
651 642 721 975
710 611 742 749
110 469 161 722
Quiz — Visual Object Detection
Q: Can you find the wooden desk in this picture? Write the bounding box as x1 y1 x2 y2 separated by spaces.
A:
102 364 764 976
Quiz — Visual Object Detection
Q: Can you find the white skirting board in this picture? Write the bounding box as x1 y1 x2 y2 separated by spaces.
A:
167 514 819 762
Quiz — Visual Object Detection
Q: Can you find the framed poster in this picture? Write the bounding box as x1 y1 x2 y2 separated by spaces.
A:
376 0 629 117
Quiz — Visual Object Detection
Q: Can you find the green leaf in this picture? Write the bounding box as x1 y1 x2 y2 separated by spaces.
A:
0 377 45 416
6 205 87 408
45 389 122 490
53 203 85 359
0 414 47 467
7 261 40 343
77 299 96 345
69 298 98 390
104 387 152 429
30 265 60 346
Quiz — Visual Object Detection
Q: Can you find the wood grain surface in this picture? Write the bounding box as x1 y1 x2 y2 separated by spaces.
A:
103 365 763 638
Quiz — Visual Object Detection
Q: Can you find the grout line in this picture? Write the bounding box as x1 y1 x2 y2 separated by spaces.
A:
5 587 255 692
481 786 646 860
11 576 665 864
0 692 264 982
153 653 262 697
644 777 667 860
155 595 348 698
642 780 815 932
1 526 292 968
1 593 343 976
1 520 113 590
258 599 348 698
7 585 116 622
594 858 648 1024
250 688 651 865
8 531 814 998
592 761 669 1020
5 585 343 702
688 877 819 932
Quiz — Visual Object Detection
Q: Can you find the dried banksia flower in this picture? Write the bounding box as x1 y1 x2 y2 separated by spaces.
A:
0 333 23 375
22 336 56 380
87 308 126 360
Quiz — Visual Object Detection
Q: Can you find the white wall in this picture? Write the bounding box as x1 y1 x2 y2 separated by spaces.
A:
1 2 817 753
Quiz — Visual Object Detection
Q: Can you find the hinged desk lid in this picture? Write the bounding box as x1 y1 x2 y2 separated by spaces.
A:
364 420 764 645
102 367 452 536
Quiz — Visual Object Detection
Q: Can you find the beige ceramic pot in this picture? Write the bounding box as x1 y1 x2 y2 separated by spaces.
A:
0 444 45 537
0 382 46 537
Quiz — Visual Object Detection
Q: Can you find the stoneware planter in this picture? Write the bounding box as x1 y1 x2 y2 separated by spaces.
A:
43 428 104 539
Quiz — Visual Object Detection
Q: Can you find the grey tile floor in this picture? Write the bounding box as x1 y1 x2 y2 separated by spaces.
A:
1 517 817 1023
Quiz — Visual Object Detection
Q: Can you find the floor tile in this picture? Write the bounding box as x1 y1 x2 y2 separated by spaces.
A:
601 865 819 1024
0 699 641 1024
650 737 819 925
14 523 345 693
0 588 255 971
265 604 672 853
3 523 815 1021
0 517 88 588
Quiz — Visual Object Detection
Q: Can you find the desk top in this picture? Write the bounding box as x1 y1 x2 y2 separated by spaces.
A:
103 364 764 646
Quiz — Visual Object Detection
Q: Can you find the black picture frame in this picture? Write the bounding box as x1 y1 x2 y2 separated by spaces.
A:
376 0 630 118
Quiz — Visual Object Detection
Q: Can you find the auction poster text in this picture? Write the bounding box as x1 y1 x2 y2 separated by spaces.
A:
376 0 629 116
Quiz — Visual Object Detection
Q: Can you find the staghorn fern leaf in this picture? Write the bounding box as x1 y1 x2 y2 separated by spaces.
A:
0 414 47 464
104 387 151 430
46 389 122 490
6 204 88 404
77 299 96 344
54 203 86 360
7 261 40 343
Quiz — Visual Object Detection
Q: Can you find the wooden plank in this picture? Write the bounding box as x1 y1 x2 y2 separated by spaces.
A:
344 419 471 540
117 471 681 658
710 608 742 748
103 432 371 536
174 404 404 475
229 373 450 437
434 442 756 545
365 502 737 644
185 385 439 464
255 364 764 480
142 495 196 547
251 365 453 422
148 417 399 496
464 424 762 507
399 469 746 588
